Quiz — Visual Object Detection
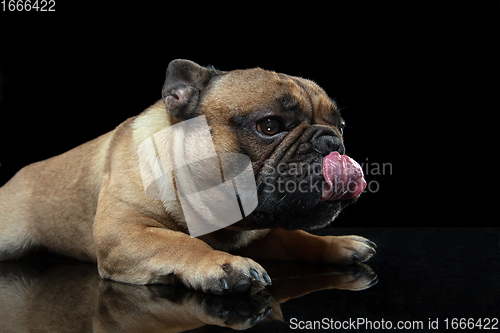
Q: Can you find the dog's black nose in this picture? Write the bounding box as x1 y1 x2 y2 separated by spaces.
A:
313 135 345 155
311 126 345 155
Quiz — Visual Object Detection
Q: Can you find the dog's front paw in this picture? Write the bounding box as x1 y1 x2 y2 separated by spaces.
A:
180 251 272 295
321 235 377 265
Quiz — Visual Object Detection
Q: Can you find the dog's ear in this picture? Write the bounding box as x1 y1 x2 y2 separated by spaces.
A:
162 59 219 120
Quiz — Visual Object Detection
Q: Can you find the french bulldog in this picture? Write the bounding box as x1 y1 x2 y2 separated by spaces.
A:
0 59 375 294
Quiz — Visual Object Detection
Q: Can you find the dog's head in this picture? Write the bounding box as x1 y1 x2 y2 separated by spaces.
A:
161 59 365 231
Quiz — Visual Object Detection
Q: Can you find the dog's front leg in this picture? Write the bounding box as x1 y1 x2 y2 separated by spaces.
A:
93 204 270 294
235 229 376 264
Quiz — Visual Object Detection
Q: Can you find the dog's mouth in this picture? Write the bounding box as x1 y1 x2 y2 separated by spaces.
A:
242 123 366 230
320 152 366 201
242 151 366 230
254 151 366 206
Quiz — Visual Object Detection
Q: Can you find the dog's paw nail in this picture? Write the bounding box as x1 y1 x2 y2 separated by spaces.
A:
210 287 225 295
250 268 261 282
340 236 377 264
220 277 229 290
352 253 361 263
263 272 272 285
263 306 272 317
251 315 262 325
234 280 251 292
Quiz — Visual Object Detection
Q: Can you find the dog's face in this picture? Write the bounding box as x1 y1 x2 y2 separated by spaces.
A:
162 60 362 231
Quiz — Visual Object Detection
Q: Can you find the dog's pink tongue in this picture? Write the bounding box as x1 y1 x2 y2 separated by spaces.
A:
321 152 366 201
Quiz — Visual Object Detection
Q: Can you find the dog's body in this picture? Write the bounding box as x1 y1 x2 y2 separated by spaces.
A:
0 60 375 294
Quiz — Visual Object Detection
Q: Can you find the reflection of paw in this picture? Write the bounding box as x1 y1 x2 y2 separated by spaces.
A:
102 282 273 331
322 235 377 264
335 263 378 291
262 261 378 300
205 291 273 329
182 252 272 295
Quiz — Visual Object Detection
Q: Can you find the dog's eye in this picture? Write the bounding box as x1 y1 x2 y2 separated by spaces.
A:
257 118 282 136
338 121 345 136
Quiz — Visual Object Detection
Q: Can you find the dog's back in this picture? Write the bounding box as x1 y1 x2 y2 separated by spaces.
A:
0 132 112 261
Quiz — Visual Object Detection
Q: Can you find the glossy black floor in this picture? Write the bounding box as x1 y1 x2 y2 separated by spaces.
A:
0 227 498 332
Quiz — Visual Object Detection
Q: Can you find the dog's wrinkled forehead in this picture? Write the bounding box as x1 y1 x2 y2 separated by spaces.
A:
204 68 341 126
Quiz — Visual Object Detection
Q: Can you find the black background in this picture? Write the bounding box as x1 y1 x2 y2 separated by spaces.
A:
0 3 498 228
0 2 499 332
1 3 498 228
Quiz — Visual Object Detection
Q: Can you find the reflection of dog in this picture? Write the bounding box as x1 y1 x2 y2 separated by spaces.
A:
0 260 377 331
0 59 376 294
